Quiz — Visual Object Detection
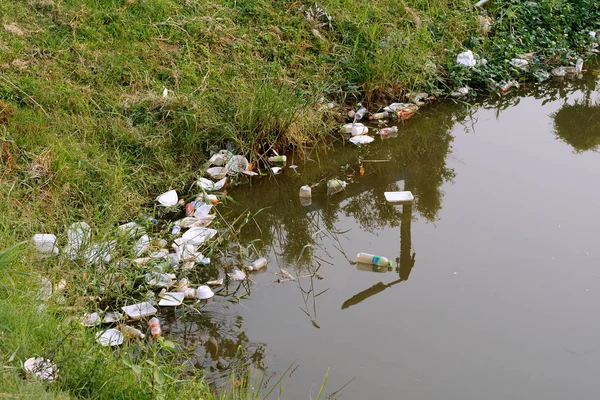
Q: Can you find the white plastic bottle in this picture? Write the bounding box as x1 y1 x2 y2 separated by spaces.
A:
355 105 367 121
356 252 392 267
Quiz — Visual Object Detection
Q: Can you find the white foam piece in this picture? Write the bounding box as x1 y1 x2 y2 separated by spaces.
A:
384 191 414 203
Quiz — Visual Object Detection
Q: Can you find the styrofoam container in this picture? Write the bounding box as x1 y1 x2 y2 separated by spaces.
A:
156 190 178 206
384 191 414 203
122 302 158 320
158 292 185 307
96 328 124 347
24 357 57 381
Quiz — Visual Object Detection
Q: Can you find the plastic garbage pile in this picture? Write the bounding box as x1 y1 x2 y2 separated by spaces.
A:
453 40 593 94
204 149 290 179
30 186 270 349
340 99 424 147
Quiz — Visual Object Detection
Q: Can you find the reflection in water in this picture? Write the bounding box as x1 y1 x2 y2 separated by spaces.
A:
551 77 600 153
342 202 415 310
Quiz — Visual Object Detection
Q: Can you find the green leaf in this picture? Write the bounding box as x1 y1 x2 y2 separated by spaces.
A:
131 364 142 377
153 367 166 386
160 339 177 351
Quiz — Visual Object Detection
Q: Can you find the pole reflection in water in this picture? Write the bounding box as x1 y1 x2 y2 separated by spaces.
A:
341 199 415 310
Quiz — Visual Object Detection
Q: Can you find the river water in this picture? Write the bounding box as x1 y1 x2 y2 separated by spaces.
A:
178 75 600 399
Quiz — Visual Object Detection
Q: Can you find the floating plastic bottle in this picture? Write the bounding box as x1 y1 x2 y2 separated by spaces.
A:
368 111 389 120
268 155 287 164
248 257 268 271
379 126 398 135
355 106 367 121
119 325 145 339
356 252 392 267
149 317 162 338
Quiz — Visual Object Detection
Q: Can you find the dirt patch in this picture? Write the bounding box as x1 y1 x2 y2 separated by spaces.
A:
3 23 24 36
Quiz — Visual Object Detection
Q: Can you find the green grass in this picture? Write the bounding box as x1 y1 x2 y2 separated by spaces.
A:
1 0 600 398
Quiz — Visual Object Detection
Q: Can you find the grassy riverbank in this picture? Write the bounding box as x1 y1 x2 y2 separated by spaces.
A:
1 0 600 397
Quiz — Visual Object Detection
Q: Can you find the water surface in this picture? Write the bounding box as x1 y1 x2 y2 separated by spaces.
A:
191 76 600 399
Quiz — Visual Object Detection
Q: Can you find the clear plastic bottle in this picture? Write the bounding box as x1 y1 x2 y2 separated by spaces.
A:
368 111 389 120
149 317 162 338
119 324 146 339
268 155 287 164
356 252 392 267
355 106 367 121
248 257 268 271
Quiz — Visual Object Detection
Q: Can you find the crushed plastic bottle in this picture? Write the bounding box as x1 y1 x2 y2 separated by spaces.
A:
356 252 393 267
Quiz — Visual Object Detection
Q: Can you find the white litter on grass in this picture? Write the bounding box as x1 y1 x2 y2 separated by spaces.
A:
206 278 224 286
271 167 282 174
349 135 374 145
193 204 212 219
32 234 59 256
197 177 227 191
118 222 144 238
195 253 210 265
24 357 58 381
158 292 185 307
509 58 529 68
228 269 246 281
122 302 158 320
79 312 101 327
96 328 124 347
456 50 476 67
173 243 198 261
156 190 178 206
174 227 217 246
103 312 123 323
209 150 234 167
85 241 115 265
384 191 414 203
64 222 92 260
37 276 53 301
162 87 168 98
133 234 150 257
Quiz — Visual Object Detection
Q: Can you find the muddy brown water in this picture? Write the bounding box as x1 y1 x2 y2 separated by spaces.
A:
169 75 600 399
